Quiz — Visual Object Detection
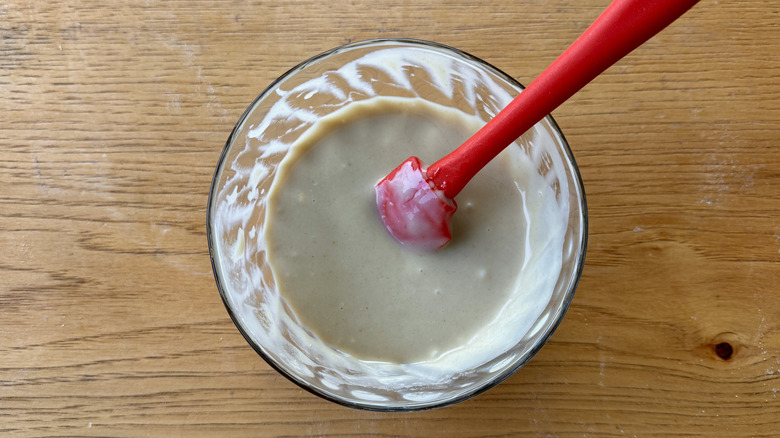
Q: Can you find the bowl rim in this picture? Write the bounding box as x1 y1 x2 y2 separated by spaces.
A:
206 38 588 412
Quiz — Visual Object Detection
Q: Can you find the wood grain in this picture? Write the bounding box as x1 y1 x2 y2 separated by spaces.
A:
1 0 779 436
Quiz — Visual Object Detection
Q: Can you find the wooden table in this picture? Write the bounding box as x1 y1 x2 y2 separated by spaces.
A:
3 0 778 436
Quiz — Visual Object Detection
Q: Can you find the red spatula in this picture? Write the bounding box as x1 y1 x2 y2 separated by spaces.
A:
375 0 699 251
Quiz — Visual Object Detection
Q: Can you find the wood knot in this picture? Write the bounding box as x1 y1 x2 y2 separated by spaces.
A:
709 332 740 361
714 342 733 360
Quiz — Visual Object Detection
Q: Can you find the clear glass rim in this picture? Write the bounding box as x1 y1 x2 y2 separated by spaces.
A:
206 38 588 412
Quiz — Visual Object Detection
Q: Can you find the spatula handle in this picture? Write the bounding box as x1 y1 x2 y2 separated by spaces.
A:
427 0 700 199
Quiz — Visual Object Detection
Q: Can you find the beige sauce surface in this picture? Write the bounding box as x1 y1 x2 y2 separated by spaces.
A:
265 98 530 363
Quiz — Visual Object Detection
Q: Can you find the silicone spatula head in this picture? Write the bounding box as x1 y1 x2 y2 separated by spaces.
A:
374 157 456 251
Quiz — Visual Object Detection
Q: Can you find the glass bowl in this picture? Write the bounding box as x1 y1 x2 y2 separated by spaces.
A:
207 39 587 411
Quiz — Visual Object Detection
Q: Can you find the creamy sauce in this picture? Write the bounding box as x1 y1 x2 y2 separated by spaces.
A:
265 98 538 363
